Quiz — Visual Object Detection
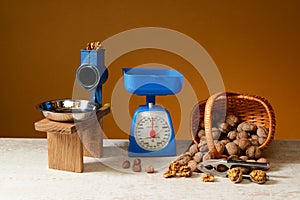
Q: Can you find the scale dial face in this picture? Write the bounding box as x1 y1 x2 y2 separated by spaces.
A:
134 111 171 151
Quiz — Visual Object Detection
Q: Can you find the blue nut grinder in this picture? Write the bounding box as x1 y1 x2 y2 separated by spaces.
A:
76 45 108 106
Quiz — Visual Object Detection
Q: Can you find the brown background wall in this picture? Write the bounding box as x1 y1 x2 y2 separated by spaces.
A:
0 0 299 139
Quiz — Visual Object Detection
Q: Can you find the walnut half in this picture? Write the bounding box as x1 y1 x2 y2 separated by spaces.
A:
249 170 268 184
201 174 215 182
227 167 243 183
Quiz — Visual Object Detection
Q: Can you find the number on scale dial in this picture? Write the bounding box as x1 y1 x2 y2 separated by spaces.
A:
134 112 171 151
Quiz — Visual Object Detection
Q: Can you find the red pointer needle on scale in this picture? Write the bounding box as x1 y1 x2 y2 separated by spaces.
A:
150 117 156 138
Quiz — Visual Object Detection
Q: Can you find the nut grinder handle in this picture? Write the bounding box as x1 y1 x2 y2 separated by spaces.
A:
76 48 108 106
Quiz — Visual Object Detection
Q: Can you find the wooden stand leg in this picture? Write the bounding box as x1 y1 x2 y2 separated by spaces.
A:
47 132 83 173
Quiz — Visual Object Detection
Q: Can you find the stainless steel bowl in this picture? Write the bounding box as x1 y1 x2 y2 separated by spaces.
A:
36 99 100 122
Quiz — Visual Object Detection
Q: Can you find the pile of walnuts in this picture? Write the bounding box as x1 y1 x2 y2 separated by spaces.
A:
193 114 270 165
165 114 270 182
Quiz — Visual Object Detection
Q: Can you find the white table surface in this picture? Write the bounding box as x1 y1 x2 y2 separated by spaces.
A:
0 138 299 200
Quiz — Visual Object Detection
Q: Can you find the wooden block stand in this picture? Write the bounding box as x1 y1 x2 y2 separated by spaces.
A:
34 106 110 173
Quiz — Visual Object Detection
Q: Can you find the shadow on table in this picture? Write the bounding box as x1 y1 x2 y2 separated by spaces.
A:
84 161 113 173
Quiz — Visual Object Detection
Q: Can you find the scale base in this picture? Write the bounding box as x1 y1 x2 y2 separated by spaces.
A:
128 137 176 157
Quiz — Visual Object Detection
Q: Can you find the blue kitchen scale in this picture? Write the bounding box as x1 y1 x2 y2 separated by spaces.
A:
123 68 184 157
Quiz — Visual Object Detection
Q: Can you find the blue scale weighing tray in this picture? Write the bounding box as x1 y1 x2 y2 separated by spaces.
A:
123 68 183 96
123 68 184 157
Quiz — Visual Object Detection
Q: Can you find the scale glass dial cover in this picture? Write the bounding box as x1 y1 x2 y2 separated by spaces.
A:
134 111 171 151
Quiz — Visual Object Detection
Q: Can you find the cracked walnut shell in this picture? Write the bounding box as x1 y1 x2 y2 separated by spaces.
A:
227 167 243 183
178 165 193 177
201 174 215 182
250 170 267 184
168 161 180 172
163 170 176 178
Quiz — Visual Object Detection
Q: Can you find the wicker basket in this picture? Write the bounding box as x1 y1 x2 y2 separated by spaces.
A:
191 92 276 158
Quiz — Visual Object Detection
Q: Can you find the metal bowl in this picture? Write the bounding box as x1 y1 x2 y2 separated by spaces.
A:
36 99 100 122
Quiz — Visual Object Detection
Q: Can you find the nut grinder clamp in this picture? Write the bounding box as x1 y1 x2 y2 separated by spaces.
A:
76 45 108 106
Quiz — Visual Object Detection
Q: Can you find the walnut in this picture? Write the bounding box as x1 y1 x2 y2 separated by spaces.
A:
258 137 267 145
212 127 221 140
133 158 141 165
220 138 230 145
198 139 207 148
201 174 215 182
86 41 102 50
197 129 205 138
202 152 212 161
199 120 204 129
246 146 262 159
251 139 259 146
257 126 268 138
187 160 198 172
132 159 142 172
239 156 248 161
193 152 203 163
228 155 241 161
227 131 237 140
257 157 269 164
237 122 245 132
233 139 239 146
249 123 257 132
218 123 231 133
199 144 208 152
225 142 240 156
249 170 267 184
238 139 252 151
163 170 176 178
145 166 155 173
215 141 225 155
227 167 243 183
178 165 193 177
163 161 180 178
251 134 259 140
184 151 193 157
175 152 191 165
122 160 130 169
226 115 239 127
169 161 181 172
216 164 228 172
237 131 249 139
189 144 198 156
132 164 142 172
237 122 257 132
250 134 259 145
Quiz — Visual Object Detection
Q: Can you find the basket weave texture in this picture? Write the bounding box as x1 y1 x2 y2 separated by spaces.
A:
191 92 276 158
